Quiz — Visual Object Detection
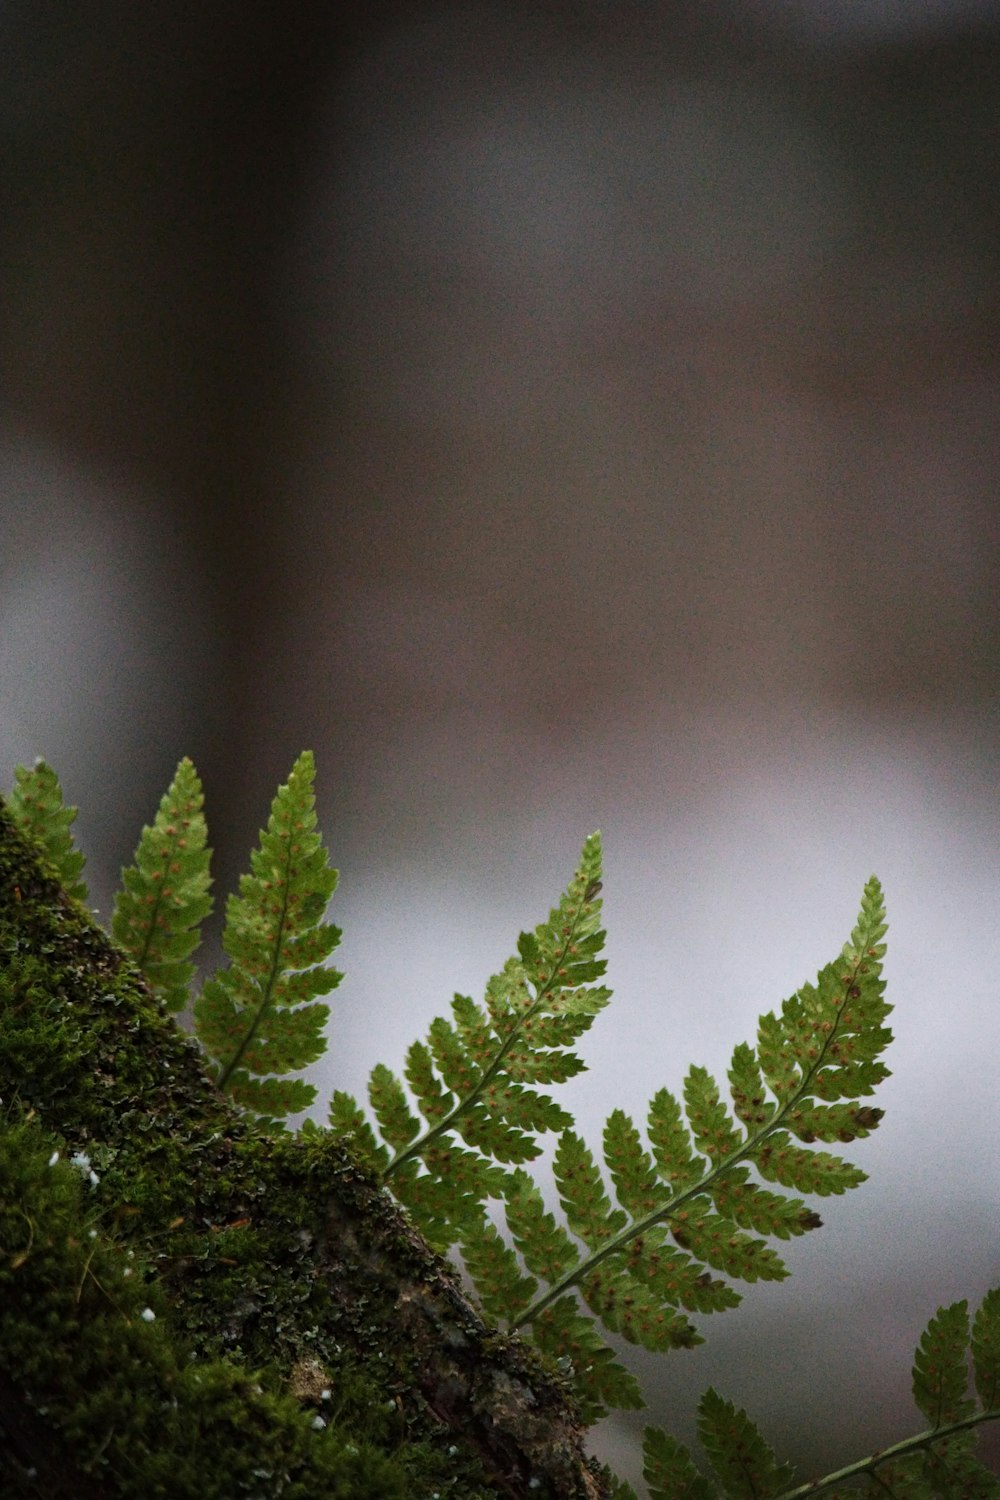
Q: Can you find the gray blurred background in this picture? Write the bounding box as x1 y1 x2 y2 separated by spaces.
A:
1 1 998 1487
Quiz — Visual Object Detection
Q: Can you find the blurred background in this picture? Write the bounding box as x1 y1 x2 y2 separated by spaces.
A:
1 1 998 1486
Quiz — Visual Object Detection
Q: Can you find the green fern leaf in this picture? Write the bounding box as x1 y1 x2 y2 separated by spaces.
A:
504 1167 580 1283
670 1206 788 1283
634 1287 1000 1500
863 1453 934 1499
502 878 890 1419
709 1168 821 1239
755 1010 800 1107
323 834 608 1248
920 1431 1000 1500
459 1216 537 1324
390 1154 501 1252
403 1037 455 1122
110 757 212 1012
416 1137 508 1209
368 1062 420 1150
8 759 88 901
503 1042 588 1085
454 1101 546 1164
581 1256 702 1352
326 1092 390 1171
782 1100 885 1145
972 1287 1000 1410
647 1087 706 1190
912 1301 976 1427
684 1066 744 1162
604 1109 670 1219
727 1042 775 1131
620 1226 735 1313
530 1294 644 1422
642 1425 716 1500
697 1387 796 1498
427 1013 481 1095
227 1073 316 1121
450 991 494 1059
193 751 341 1125
554 1130 628 1249
480 1079 573 1133
753 1131 867 1196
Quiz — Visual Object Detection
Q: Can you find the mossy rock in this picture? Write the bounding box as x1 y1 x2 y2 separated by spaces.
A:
0 803 607 1500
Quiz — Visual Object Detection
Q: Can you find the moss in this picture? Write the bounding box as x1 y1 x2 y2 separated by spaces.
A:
0 1112 415 1498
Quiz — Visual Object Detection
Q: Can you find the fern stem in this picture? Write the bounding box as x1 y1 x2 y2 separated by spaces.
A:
513 920 882 1330
776 1407 1000 1500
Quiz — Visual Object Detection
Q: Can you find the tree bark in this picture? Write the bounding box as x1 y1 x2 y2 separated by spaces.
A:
0 803 608 1500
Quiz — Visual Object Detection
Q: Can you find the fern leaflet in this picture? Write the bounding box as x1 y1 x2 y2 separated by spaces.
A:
193 750 342 1126
913 1301 977 1428
111 757 213 1012
7 759 88 901
642 1424 715 1500
326 832 609 1249
698 1387 796 1498
973 1290 1000 1413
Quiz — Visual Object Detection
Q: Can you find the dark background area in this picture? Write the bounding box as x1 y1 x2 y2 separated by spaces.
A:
1 2 997 1487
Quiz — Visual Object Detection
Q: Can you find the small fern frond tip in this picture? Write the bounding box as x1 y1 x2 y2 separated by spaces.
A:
193 750 342 1126
326 832 609 1250
111 757 213 1012
7 759 88 902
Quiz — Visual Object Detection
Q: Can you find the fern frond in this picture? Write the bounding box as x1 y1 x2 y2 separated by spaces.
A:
193 751 341 1127
607 1479 641 1500
388 1154 498 1249
647 1087 706 1190
698 1388 795 1498
490 879 892 1418
324 832 609 1247
604 1109 667 1219
8 759 88 901
684 1066 744 1163
624 1226 740 1316
752 1133 866 1196
580 1255 703 1353
110 757 212 1011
